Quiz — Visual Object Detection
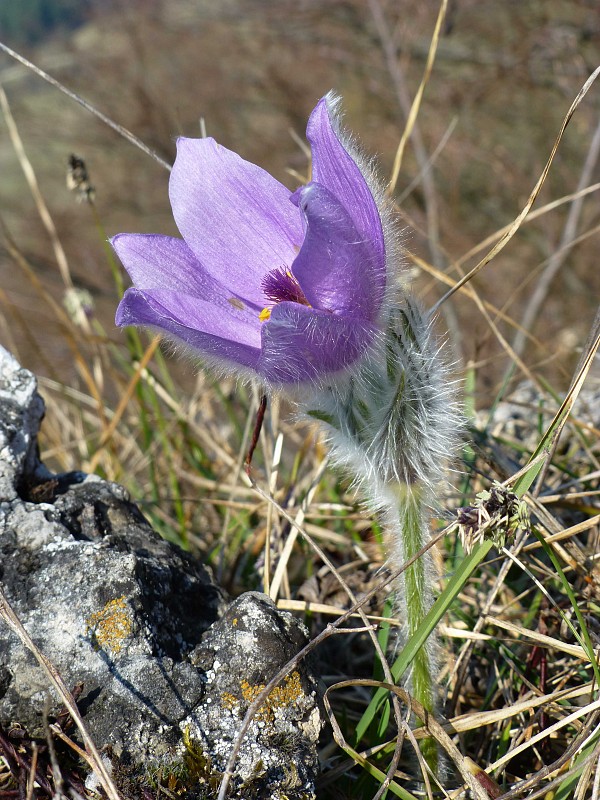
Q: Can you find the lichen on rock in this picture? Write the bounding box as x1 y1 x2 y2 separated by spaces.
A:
184 593 322 799
0 346 323 799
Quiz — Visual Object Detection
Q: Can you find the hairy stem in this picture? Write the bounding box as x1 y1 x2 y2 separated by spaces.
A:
388 482 438 773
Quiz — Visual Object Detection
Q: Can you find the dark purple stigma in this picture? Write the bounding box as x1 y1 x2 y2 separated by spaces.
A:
261 267 310 307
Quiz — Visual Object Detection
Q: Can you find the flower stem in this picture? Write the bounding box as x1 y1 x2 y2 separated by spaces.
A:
388 481 439 774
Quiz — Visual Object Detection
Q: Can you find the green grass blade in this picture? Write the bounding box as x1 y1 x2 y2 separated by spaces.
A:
355 539 493 744
533 528 600 687
337 744 419 800
552 727 600 800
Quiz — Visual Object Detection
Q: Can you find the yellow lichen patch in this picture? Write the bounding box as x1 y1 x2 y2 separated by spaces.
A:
86 596 133 654
239 678 265 707
221 691 239 711
222 671 304 724
264 671 303 710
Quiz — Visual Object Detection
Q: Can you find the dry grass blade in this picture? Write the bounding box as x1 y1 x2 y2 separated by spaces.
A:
42 701 64 799
426 684 594 737
455 181 600 270
0 85 74 293
25 742 38 800
278 598 400 625
324 679 489 800
489 697 600 774
513 115 600 360
87 334 161 472
447 526 532 717
409 250 545 350
375 0 448 196
432 65 600 313
139 368 238 472
268 456 328 601
0 40 171 171
447 254 540 387
553 301 599 413
484 615 599 661
492 712 600 800
0 585 121 800
530 303 600 491
522 514 600 550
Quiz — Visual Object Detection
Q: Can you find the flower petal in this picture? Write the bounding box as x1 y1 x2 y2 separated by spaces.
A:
117 286 261 347
169 138 304 306
116 288 261 370
306 96 385 272
111 233 254 310
290 182 385 321
258 301 376 383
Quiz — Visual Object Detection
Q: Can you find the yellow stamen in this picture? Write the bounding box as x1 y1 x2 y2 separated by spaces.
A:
259 307 271 322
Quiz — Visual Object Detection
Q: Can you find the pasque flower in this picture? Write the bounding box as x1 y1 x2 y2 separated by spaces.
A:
113 95 386 385
114 93 460 778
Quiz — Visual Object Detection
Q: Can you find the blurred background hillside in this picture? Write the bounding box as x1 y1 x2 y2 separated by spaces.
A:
1 0 599 403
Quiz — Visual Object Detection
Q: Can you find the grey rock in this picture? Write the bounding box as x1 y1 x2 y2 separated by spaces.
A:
0 347 48 502
474 378 600 491
0 346 323 798
185 592 321 799
0 479 224 758
477 379 600 446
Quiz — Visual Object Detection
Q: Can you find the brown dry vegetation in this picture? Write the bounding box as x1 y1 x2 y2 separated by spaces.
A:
1 0 599 397
1 1 600 798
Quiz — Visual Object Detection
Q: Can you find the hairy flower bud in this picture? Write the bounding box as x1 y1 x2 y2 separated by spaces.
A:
304 298 461 504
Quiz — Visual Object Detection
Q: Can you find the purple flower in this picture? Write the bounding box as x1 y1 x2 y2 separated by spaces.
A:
113 95 386 385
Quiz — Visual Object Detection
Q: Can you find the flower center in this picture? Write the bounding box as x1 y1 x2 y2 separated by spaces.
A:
259 267 310 322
